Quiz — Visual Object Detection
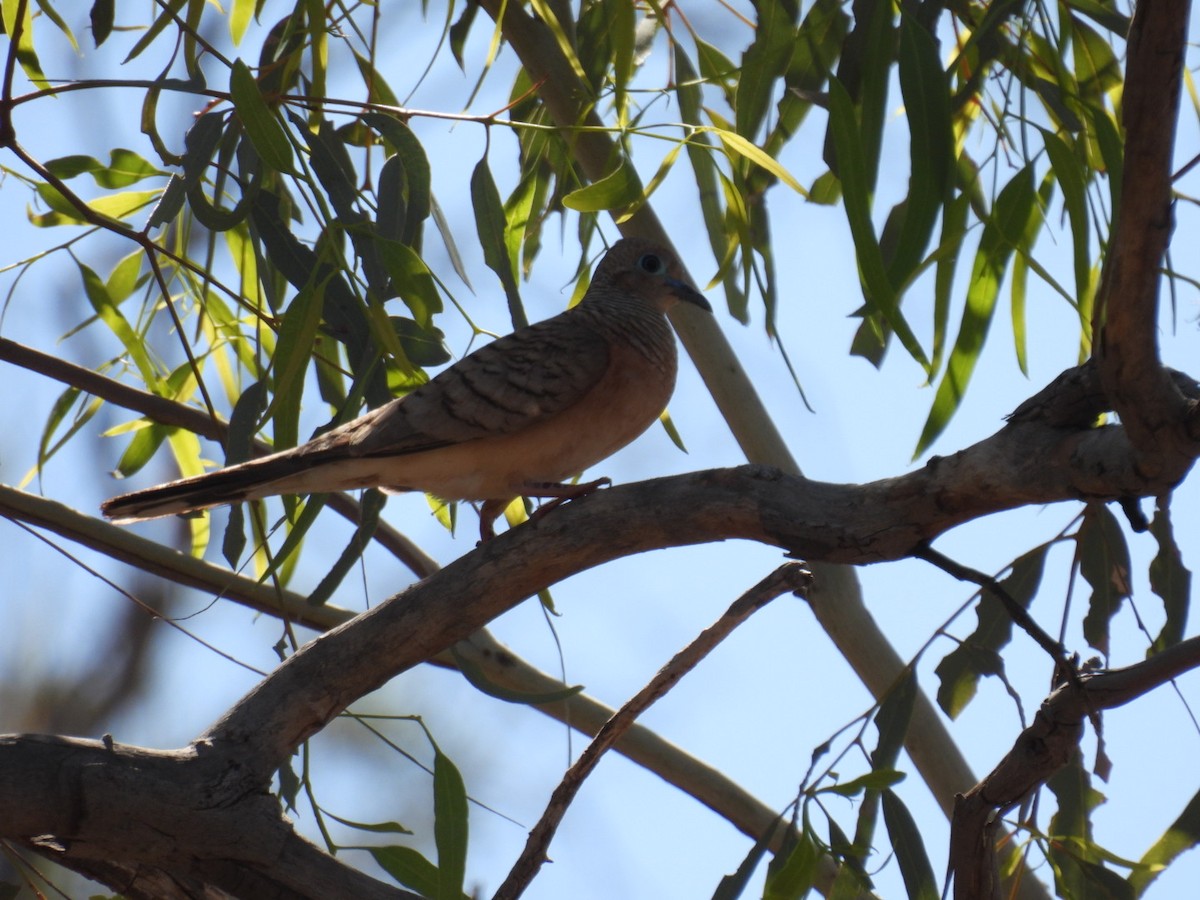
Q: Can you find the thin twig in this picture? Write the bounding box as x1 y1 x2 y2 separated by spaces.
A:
492 563 812 900
0 337 437 577
915 544 1067 664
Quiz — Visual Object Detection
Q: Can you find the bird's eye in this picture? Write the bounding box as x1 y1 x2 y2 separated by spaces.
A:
637 253 664 274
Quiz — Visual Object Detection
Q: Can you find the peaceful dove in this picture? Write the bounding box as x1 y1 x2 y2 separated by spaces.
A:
101 238 711 540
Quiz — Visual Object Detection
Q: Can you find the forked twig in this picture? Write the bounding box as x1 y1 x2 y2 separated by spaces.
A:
492 562 813 900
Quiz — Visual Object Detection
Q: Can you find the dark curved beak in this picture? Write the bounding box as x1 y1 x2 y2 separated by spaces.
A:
665 277 712 312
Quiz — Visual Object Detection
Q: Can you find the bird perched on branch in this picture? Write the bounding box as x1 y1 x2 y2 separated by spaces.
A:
102 238 711 540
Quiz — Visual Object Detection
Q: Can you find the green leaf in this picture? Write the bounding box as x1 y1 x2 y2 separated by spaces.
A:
882 790 938 900
1072 17 1123 97
377 239 443 331
2 0 48 87
266 279 323 452
31 183 160 227
116 421 169 478
369 845 442 897
229 0 255 44
713 815 785 900
827 80 928 369
873 667 916 768
391 317 450 368
45 149 164 188
307 489 386 607
604 0 636 119
930 192 971 375
1042 130 1092 312
229 59 294 174
451 644 585 705
562 158 643 212
433 746 468 900
363 113 431 246
708 127 808 197
1063 0 1131 34
1079 504 1131 657
123 0 186 63
763 829 819 900
471 157 526 327
888 15 953 288
819 768 905 798
1147 502 1190 655
674 49 747 316
449 2 478 69
106 250 145 302
79 262 157 387
916 163 1037 455
35 387 101 478
90 0 114 46
935 544 1049 718
734 0 797 140
1131 787 1200 895
320 809 412 835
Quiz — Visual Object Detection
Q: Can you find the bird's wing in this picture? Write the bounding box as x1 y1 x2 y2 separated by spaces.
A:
301 312 612 460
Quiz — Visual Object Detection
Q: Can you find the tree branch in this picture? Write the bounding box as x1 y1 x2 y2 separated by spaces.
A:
0 735 419 900
1094 0 1197 471
0 337 437 578
949 635 1200 899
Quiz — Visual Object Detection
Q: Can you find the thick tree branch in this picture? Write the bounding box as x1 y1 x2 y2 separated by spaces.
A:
471 13 1043 896
2 487 833 891
949 635 1200 899
0 735 419 900
7 344 1196 896
199 375 1200 782
1094 0 1196 471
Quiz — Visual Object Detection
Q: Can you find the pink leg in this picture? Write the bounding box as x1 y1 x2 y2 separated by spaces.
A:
475 479 612 542
524 478 611 525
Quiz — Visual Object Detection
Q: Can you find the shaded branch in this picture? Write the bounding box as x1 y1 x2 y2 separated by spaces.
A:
949 636 1200 899
0 735 419 900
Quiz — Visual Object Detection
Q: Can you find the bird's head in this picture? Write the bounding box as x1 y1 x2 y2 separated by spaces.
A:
593 238 712 314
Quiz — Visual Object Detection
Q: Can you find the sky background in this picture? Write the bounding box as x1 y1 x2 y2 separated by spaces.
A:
2 3 1200 898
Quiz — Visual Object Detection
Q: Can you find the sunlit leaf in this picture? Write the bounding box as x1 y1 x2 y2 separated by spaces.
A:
1131 787 1200 896
916 163 1037 455
562 158 643 212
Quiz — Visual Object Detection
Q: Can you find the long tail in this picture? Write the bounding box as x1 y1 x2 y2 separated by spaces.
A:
100 452 316 523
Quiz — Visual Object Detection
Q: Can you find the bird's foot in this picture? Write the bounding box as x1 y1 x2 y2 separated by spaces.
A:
525 478 611 526
475 479 612 542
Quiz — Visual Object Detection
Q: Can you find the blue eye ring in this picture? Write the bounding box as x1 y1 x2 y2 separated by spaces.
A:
637 253 665 274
